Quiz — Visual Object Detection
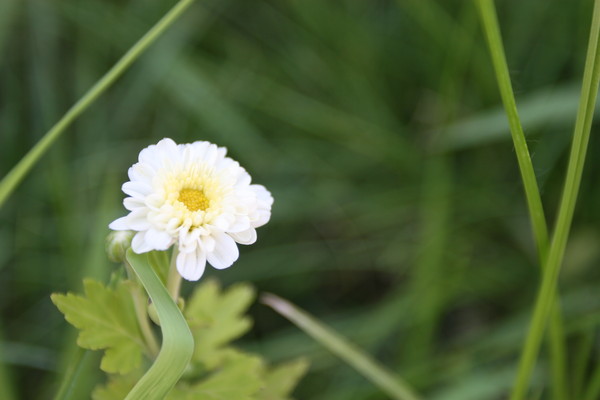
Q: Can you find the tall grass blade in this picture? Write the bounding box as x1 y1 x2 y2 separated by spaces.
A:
474 0 549 260
262 293 422 400
0 0 196 209
509 0 600 398
52 348 89 400
475 1 567 397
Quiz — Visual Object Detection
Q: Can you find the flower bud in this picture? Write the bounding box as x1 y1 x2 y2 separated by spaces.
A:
105 231 134 263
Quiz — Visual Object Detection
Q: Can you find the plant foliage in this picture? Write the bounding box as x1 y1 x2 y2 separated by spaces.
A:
51 280 145 375
53 278 308 399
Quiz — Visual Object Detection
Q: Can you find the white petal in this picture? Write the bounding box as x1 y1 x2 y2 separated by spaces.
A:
211 214 233 231
166 217 182 232
190 141 210 161
252 184 274 206
201 235 216 252
203 144 220 166
216 146 227 160
144 229 173 250
179 228 202 252
250 184 273 228
228 216 251 233
206 232 239 270
156 138 181 164
156 138 177 153
127 210 152 231
109 216 130 230
176 247 206 281
252 210 271 228
122 181 152 198
131 232 153 253
146 194 165 209
138 146 162 170
128 163 155 184
234 170 251 187
229 228 257 245
124 197 146 211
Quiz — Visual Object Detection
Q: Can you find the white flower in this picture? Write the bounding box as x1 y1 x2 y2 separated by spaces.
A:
109 138 273 281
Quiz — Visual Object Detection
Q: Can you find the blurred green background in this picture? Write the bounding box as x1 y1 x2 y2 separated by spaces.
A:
1 0 599 399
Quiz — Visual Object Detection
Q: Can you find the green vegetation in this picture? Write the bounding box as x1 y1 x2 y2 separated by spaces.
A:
1 0 599 399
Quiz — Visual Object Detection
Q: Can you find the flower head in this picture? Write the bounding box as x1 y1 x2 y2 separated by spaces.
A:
109 138 273 281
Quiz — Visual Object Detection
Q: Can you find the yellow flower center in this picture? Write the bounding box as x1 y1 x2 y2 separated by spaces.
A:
177 188 209 212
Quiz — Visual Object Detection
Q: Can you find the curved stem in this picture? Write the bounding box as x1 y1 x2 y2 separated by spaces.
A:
0 0 197 209
125 250 194 400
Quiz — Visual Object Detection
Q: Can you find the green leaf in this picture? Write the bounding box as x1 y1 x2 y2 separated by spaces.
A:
92 374 139 400
169 350 264 400
258 358 310 400
184 279 255 366
51 279 145 374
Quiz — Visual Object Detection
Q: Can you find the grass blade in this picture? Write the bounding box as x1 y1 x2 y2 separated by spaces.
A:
0 0 196 209
262 293 422 400
52 348 89 400
474 0 549 261
475 1 568 397
509 0 600 398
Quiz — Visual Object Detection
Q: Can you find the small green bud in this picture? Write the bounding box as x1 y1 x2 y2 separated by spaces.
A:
177 297 185 311
106 231 134 263
148 302 160 326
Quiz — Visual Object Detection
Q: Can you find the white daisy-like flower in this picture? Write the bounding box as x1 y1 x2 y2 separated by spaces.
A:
109 138 273 281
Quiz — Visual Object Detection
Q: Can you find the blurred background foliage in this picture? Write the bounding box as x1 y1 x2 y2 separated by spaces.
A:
1 0 599 399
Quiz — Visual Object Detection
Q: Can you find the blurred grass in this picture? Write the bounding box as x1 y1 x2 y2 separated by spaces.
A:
1 0 599 399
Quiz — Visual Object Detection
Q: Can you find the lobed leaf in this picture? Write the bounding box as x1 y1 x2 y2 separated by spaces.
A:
258 358 310 400
51 279 145 374
169 350 264 400
92 373 139 400
184 279 255 366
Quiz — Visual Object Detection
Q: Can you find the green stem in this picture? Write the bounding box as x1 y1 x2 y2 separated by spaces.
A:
124 261 160 357
262 293 422 400
0 0 197 209
475 1 567 398
509 0 600 399
166 249 182 302
126 250 194 400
